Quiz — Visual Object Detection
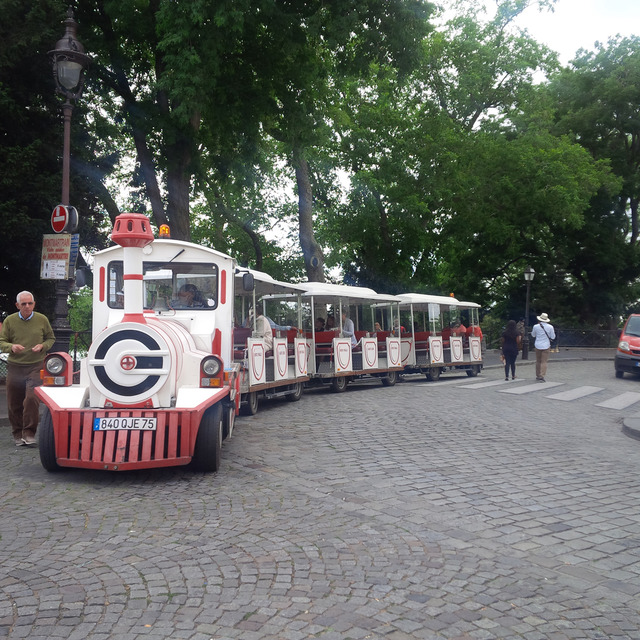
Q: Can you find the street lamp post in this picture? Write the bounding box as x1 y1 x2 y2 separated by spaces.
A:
522 266 535 360
49 8 89 353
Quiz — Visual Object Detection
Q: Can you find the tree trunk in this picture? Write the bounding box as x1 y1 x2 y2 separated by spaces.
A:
132 127 167 227
166 136 192 241
293 144 324 282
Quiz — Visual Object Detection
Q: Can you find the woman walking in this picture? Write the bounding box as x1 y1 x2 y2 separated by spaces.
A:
501 320 521 381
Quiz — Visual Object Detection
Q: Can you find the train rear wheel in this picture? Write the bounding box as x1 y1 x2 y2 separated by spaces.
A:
192 404 222 472
330 376 348 393
381 371 398 387
466 365 481 377
425 367 441 382
39 408 61 472
240 391 259 416
286 382 303 402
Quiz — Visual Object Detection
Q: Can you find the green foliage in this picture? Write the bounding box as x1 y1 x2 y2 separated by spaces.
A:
68 287 93 333
4 0 640 331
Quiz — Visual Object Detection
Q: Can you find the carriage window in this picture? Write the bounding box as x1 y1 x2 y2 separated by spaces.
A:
106 261 218 310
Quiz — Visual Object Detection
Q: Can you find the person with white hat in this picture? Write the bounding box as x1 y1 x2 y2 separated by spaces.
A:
531 312 555 382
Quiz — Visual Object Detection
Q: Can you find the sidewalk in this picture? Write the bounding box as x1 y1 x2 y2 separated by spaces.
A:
0 348 617 430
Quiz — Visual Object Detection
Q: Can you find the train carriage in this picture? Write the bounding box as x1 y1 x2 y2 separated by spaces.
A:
36 213 241 472
397 293 483 380
298 282 404 392
233 269 309 415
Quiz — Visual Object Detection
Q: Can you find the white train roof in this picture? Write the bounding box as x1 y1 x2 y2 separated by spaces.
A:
94 237 237 265
296 281 399 304
397 293 461 307
235 268 309 297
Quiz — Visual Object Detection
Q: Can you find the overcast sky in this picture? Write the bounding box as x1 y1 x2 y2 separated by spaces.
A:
515 0 640 63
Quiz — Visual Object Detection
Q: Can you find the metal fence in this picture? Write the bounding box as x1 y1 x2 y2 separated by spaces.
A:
486 328 619 350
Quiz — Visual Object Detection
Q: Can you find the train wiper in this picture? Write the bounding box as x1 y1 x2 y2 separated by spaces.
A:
168 249 185 263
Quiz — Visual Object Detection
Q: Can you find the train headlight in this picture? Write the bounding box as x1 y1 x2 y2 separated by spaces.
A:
201 356 224 387
202 357 222 376
41 352 74 386
46 355 65 375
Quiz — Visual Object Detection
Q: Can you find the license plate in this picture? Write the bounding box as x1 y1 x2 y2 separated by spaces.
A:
93 417 157 431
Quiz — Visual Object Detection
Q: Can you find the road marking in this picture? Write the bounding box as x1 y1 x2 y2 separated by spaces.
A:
546 386 604 401
595 392 640 410
457 379 520 389
499 382 564 394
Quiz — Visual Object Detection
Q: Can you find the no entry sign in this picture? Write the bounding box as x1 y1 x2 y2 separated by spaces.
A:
51 205 69 233
51 204 78 233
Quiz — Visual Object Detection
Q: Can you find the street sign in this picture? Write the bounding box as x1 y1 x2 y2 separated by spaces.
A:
41 234 71 280
51 204 78 233
51 205 69 233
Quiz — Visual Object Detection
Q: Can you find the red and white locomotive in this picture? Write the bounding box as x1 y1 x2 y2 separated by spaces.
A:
36 213 242 472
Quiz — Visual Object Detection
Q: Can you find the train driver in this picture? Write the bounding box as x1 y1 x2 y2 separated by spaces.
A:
173 284 204 308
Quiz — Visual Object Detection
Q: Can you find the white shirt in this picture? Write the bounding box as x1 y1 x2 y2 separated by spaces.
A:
342 317 357 346
254 315 273 351
531 322 555 349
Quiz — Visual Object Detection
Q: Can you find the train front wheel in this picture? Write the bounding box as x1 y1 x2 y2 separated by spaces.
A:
223 401 235 439
39 408 61 472
192 404 222 472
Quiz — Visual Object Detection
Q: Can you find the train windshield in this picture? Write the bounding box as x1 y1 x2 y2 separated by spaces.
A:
107 261 218 310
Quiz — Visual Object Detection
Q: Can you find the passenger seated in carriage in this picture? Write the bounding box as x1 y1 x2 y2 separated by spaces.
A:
247 308 273 351
315 317 326 332
451 321 466 338
392 319 406 336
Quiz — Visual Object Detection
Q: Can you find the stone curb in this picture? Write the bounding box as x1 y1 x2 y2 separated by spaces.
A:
622 418 640 441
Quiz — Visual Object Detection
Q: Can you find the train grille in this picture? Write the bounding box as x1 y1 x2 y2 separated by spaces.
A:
54 410 195 470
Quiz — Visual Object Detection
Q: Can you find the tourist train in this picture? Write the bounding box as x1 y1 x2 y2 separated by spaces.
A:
35 213 483 473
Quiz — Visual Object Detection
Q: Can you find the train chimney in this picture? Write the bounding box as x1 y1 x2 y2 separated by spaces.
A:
111 213 155 323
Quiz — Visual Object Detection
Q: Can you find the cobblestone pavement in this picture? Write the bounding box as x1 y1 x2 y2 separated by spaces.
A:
1 359 640 639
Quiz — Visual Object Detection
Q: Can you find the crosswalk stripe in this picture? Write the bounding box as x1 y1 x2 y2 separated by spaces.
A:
546 386 604 401
458 379 521 389
595 392 640 410
499 382 564 394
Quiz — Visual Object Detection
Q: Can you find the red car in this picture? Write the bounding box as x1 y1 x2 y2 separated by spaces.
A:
615 314 640 378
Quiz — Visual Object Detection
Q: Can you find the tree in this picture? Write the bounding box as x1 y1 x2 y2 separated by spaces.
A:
0 0 103 315
542 36 640 323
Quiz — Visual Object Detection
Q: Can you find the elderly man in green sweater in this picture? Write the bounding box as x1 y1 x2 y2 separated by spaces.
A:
0 291 55 446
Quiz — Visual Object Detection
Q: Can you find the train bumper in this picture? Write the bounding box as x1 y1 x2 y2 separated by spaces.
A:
36 386 230 471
